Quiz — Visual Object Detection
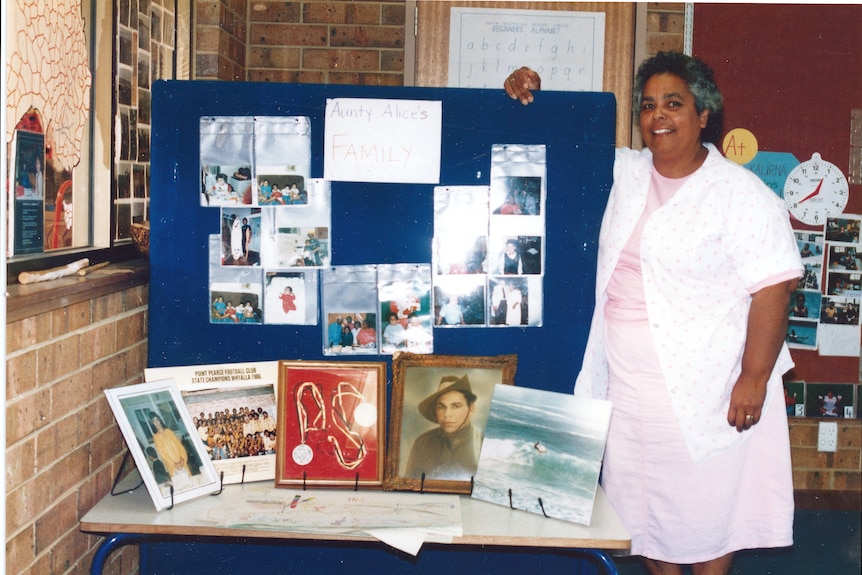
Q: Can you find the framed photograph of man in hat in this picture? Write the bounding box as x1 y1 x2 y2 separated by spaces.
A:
384 352 517 494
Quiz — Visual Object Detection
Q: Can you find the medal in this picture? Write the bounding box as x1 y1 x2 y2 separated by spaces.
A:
292 443 313 466
294 381 326 467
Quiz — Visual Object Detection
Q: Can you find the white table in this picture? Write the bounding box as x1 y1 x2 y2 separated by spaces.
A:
81 481 630 574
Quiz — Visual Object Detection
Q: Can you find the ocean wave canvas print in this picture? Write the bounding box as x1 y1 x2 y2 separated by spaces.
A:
471 384 612 525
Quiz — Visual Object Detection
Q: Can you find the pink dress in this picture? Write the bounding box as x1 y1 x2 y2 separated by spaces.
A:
601 169 794 563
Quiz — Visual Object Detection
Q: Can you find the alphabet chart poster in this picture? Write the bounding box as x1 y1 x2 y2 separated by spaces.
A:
448 8 605 91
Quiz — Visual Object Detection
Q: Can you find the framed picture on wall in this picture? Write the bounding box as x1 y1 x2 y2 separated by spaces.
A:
275 361 387 489
104 380 222 511
384 352 518 495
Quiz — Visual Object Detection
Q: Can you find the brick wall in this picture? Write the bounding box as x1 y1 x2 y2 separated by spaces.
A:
645 2 686 55
5 273 149 575
194 0 406 84
791 419 862 492
195 0 249 81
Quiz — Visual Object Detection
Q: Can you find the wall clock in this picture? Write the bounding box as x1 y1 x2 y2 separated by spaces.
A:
784 152 849 225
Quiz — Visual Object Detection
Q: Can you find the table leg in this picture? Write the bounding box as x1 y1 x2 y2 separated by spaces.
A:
90 533 147 575
576 549 621 575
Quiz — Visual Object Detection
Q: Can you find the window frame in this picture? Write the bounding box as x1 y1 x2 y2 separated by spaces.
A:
5 0 190 283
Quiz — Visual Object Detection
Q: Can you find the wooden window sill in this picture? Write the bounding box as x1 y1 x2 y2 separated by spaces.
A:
6 259 150 323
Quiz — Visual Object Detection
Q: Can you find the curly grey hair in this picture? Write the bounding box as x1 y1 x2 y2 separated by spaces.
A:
632 51 724 144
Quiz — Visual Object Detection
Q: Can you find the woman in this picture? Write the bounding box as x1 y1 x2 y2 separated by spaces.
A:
150 413 191 479
356 319 377 348
505 52 802 575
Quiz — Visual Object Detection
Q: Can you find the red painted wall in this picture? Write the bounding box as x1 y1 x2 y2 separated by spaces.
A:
694 4 862 383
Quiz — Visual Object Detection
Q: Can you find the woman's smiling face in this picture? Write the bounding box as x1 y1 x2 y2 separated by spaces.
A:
639 72 709 171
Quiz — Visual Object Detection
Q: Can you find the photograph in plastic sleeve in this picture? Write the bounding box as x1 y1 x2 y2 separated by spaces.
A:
259 222 330 269
324 313 378 354
220 207 261 266
433 274 486 327
263 271 318 325
259 179 332 269
434 186 490 232
490 175 542 216
824 215 860 245
209 235 264 324
785 317 817 349
256 176 307 205
432 186 489 275
489 144 547 280
489 144 545 217
488 235 543 276
200 116 254 206
783 380 805 417
487 275 543 327
788 289 821 321
433 235 487 275
322 265 379 355
253 116 312 206
378 264 434 355
805 383 854 418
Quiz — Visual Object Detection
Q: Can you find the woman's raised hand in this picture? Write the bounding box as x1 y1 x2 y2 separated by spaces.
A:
504 67 542 105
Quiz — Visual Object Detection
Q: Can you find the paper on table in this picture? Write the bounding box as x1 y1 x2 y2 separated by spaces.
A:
367 528 454 556
196 484 461 554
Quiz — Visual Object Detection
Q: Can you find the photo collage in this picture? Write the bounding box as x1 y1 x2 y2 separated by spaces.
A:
784 214 859 422
202 118 548 355
787 216 861 354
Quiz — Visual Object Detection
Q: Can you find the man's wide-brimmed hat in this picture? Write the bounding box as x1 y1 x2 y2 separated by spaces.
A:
418 375 475 422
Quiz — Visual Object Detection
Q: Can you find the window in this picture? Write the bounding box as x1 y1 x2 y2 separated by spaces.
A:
4 0 188 278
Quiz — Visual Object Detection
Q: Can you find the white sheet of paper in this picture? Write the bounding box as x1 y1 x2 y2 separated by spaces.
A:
324 98 442 184
817 323 861 356
367 528 451 556
197 485 462 555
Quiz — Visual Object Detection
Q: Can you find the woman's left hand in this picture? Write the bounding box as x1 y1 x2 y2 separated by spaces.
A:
727 374 767 432
727 279 798 432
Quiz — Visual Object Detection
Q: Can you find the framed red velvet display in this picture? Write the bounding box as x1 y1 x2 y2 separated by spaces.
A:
275 361 387 489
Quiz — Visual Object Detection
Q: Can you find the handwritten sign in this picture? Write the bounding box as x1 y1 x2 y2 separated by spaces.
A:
448 8 605 91
324 98 442 184
743 151 799 199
